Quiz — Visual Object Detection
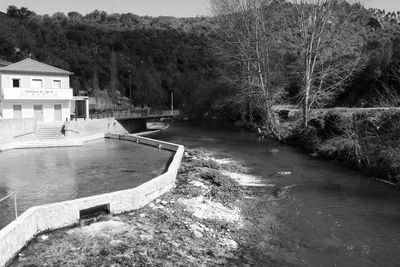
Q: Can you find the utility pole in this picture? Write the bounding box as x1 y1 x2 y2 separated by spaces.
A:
127 58 133 111
110 50 118 112
129 71 132 110
171 91 174 116
93 45 99 111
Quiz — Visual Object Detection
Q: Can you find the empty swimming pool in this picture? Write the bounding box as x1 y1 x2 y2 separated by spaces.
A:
0 139 174 229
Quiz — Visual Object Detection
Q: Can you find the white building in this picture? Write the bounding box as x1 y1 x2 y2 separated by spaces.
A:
0 58 85 122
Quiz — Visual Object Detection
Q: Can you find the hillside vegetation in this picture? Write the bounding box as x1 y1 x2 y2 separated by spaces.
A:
0 7 226 115
1 3 400 118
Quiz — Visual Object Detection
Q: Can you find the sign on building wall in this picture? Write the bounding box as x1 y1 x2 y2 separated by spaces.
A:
2 88 73 100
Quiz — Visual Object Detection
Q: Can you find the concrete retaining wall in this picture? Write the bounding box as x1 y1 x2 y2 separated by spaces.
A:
118 119 147 133
64 118 125 137
64 118 146 137
0 119 37 144
0 135 184 267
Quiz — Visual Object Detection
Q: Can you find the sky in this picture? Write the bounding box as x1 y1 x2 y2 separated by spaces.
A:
0 0 211 17
364 0 400 12
0 0 400 17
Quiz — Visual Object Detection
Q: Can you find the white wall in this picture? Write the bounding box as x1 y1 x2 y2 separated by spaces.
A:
0 118 37 144
0 100 71 122
2 88 73 100
0 73 70 89
0 135 184 267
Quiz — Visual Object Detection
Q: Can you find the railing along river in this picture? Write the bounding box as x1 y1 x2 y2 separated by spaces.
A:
71 109 179 120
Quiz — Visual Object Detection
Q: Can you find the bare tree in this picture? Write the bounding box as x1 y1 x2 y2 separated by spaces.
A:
211 0 286 140
289 0 364 126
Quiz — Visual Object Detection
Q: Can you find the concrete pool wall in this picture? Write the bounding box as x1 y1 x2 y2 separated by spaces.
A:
0 119 37 144
0 134 184 267
0 117 146 147
64 118 146 138
0 118 149 152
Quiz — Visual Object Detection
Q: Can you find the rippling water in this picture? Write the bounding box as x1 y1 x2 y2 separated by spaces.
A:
0 139 174 229
153 119 400 267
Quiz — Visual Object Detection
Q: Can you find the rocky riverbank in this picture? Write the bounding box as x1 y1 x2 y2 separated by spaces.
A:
237 108 400 185
284 109 400 184
11 148 286 266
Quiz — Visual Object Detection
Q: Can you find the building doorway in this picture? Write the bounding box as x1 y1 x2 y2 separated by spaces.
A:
54 104 62 121
72 97 89 120
13 105 22 119
33 105 44 121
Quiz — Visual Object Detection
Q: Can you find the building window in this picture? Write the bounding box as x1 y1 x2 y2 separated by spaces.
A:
12 79 20 88
32 79 43 89
52 80 61 89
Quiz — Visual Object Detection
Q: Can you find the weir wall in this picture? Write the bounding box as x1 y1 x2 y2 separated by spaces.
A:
0 134 184 267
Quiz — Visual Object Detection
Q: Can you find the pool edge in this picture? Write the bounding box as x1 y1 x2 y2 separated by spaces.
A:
0 134 184 267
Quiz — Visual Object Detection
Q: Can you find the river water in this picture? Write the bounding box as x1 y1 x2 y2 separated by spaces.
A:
152 119 400 267
0 139 173 230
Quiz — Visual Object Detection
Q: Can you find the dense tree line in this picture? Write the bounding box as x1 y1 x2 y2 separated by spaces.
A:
0 6 226 114
1 2 400 118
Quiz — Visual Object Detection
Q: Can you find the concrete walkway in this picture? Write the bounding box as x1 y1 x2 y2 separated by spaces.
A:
0 134 105 152
0 122 169 152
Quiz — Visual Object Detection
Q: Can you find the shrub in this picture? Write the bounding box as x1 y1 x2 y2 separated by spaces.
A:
192 158 221 170
186 148 209 159
374 148 400 181
288 123 322 152
323 111 348 137
288 109 400 181
200 169 226 186
200 169 244 206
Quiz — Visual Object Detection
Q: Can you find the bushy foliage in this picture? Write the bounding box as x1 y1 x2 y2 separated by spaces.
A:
290 109 400 181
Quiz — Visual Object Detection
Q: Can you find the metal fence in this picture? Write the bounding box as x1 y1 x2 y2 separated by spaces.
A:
86 109 178 120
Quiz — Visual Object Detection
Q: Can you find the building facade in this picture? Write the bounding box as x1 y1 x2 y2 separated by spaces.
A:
0 58 74 122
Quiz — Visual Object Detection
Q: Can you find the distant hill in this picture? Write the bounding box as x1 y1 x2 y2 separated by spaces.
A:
0 6 224 114
2 3 400 118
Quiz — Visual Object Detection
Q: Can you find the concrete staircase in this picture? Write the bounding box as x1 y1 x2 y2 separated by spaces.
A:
35 122 65 140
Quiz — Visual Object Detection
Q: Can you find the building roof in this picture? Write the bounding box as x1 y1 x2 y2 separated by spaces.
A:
0 58 72 75
0 58 12 67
